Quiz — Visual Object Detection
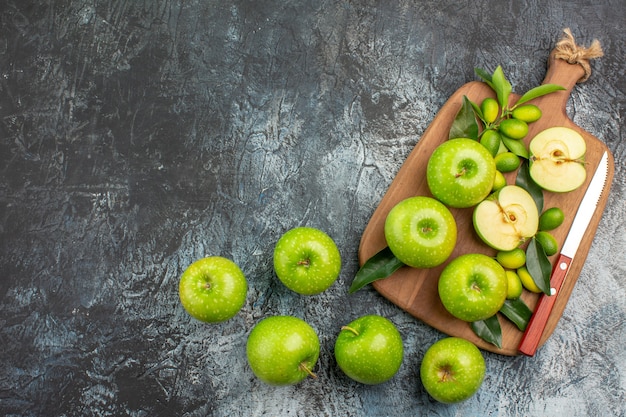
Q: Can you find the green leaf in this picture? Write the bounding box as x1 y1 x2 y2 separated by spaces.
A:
491 66 512 113
349 246 405 294
525 237 552 295
499 298 533 331
515 84 566 107
474 67 495 90
500 134 529 159
469 100 484 125
515 159 544 213
449 96 479 140
471 315 502 348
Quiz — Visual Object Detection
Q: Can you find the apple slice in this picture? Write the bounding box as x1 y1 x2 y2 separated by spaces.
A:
529 127 586 192
473 185 539 251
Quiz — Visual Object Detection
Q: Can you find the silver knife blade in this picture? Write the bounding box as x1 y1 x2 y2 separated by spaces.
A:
561 151 609 258
519 150 609 356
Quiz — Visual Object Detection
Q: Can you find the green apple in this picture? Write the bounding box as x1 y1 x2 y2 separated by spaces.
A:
473 185 539 251
384 196 457 269
178 256 247 323
273 227 341 295
246 316 320 385
420 337 486 403
334 315 404 385
426 138 497 208
438 253 507 322
529 127 587 192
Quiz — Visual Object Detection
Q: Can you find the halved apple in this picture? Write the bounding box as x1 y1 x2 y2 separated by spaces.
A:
529 127 586 192
473 185 539 251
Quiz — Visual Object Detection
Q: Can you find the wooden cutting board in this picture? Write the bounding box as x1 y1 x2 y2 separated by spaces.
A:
358 50 615 356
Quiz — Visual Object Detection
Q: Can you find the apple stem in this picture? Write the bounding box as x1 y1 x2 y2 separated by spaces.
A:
299 363 317 379
340 325 359 336
297 259 311 267
438 366 457 383
455 167 467 178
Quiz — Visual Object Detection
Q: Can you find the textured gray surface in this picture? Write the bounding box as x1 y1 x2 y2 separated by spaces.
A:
1 1 624 416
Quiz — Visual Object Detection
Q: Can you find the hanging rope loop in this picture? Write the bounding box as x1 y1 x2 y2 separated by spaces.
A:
553 28 603 83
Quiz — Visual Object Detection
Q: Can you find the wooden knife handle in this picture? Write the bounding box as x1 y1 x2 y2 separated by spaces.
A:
518 254 573 356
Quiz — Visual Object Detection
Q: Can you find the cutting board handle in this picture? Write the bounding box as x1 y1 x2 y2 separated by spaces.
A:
540 28 603 111
538 51 587 116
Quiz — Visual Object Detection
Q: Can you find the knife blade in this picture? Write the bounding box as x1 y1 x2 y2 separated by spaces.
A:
518 151 609 356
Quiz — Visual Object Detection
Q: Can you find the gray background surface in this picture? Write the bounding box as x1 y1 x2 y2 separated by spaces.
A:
1 1 624 416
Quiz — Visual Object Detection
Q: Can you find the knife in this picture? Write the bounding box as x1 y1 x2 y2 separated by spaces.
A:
518 151 609 356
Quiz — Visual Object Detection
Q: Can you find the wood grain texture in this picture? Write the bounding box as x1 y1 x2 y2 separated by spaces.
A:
358 51 615 355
